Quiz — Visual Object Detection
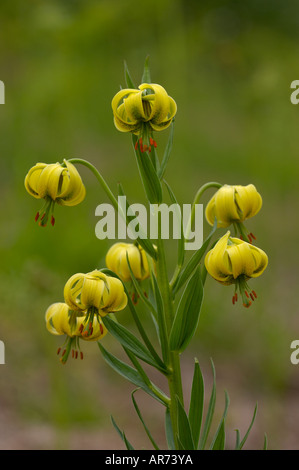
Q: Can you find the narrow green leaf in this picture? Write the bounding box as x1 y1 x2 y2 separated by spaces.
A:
163 179 185 269
124 61 136 89
176 396 195 450
111 415 135 450
158 121 174 180
198 359 217 450
169 268 203 352
188 359 204 449
236 403 258 450
132 135 163 204
151 273 169 364
101 268 165 371
263 433 268 450
165 408 175 450
210 418 226 450
209 390 230 450
131 389 160 450
235 429 241 449
102 315 167 374
172 218 217 295
141 55 151 83
98 342 166 405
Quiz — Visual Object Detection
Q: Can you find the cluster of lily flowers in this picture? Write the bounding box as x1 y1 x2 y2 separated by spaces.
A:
24 81 268 363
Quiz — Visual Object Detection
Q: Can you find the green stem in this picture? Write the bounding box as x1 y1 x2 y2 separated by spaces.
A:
185 181 222 242
155 234 184 449
67 158 119 212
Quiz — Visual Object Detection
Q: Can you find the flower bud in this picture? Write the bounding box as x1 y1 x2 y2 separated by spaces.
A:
204 231 268 307
25 160 86 226
105 243 150 283
205 184 262 229
63 270 127 316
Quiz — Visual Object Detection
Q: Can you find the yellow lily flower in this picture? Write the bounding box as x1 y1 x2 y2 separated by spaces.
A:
64 270 127 316
205 231 268 308
25 160 86 226
205 184 262 242
112 83 177 152
105 243 150 283
45 302 107 363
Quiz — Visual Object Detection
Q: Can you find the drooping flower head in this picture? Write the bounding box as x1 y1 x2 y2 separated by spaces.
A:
112 83 177 153
105 243 150 283
64 269 127 331
205 184 262 242
45 302 107 363
105 243 151 305
25 160 86 227
204 231 268 308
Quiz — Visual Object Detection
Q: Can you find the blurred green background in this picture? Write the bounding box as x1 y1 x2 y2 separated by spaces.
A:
1 0 299 450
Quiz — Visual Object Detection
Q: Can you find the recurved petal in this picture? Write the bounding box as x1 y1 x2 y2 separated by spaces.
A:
36 163 64 200
81 276 106 310
101 276 127 314
204 232 235 283
139 84 171 124
214 185 240 226
226 242 256 279
248 244 268 277
64 273 85 311
57 161 86 206
24 163 47 198
124 90 147 122
45 302 72 336
111 88 139 115
113 113 141 133
234 184 262 220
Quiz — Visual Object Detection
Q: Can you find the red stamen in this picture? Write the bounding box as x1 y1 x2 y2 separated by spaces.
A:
134 140 138 150
252 290 257 298
245 291 249 298
75 351 78 359
80 351 83 360
250 232 256 240
40 213 45 221
51 215 55 226
79 324 84 333
250 292 255 301
57 347 61 355
100 324 104 335
232 296 235 305
62 349 66 357
35 212 40 222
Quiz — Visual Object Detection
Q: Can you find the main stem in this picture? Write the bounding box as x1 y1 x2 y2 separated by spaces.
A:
155 235 184 449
